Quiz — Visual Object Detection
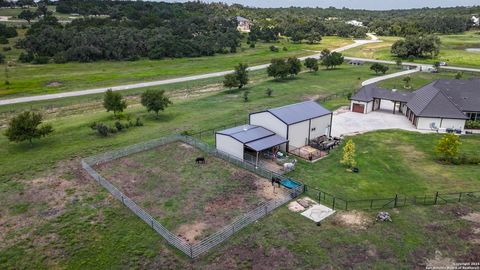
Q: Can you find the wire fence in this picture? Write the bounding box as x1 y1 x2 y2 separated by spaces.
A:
81 134 303 259
304 186 480 211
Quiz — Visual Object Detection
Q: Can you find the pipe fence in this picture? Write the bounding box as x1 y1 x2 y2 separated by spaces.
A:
81 135 302 258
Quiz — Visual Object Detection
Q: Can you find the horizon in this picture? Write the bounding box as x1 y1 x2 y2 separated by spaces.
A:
161 0 480 10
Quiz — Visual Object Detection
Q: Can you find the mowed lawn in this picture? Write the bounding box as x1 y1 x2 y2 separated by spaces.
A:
290 130 480 199
342 32 480 68
0 36 352 97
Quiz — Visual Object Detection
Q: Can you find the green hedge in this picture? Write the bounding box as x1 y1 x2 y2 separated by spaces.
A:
465 120 480 129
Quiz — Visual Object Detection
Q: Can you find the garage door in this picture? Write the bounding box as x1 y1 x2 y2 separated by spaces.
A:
352 103 365 113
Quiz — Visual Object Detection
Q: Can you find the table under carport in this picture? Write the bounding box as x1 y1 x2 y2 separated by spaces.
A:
244 134 288 167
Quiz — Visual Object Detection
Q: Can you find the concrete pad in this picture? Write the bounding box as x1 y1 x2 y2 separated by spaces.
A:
301 204 336 223
331 109 433 137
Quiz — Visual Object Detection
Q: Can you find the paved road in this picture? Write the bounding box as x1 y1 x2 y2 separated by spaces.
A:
0 37 381 106
2 34 479 106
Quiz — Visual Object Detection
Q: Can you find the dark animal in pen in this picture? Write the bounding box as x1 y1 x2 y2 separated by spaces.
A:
271 177 282 187
195 157 206 164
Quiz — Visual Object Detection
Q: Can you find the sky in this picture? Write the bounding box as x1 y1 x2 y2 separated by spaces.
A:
161 0 479 10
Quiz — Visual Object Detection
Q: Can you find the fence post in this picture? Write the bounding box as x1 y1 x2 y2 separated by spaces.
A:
190 246 193 258
434 192 439 205
332 197 336 210
121 195 124 205
264 205 268 215
317 191 321 202
394 194 398 208
345 200 348 211
370 199 373 209
459 192 462 202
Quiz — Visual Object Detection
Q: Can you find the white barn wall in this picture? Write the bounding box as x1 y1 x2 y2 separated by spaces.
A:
310 115 332 139
288 121 310 148
365 101 373 113
249 112 287 137
416 117 441 130
215 134 244 160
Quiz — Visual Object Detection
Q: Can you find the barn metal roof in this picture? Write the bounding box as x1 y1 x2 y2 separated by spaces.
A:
245 135 288 152
266 101 331 125
217 125 274 143
216 125 288 151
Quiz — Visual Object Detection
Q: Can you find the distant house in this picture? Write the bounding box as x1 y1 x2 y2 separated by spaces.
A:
350 78 480 130
236 16 252 32
348 60 365 66
472 15 480 26
346 20 363 27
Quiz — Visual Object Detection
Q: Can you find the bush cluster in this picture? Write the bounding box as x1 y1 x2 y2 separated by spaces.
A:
465 120 480 129
90 117 143 137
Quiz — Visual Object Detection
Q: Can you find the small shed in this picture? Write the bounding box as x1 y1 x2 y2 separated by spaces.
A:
249 101 332 150
215 125 288 166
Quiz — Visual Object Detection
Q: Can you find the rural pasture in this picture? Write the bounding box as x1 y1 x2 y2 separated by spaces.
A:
0 56 479 268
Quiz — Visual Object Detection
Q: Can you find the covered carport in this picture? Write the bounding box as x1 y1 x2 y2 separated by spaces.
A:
350 84 414 115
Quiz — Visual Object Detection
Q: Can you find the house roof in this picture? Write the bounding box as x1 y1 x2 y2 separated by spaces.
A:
265 101 332 125
236 16 250 22
216 125 288 151
431 78 480 112
351 84 414 103
407 82 469 119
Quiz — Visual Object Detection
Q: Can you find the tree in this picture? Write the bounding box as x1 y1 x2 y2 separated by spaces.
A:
103 89 127 117
18 10 37 24
267 58 289 79
223 63 249 89
340 139 357 168
370 63 389 74
140 90 172 118
287 57 302 77
304 57 319 72
402 76 412 89
321 51 344 70
234 63 249 89
436 133 461 162
223 73 239 89
4 111 53 144
306 31 322 44
396 59 403 68
391 35 441 59
455 72 463 79
433 61 441 72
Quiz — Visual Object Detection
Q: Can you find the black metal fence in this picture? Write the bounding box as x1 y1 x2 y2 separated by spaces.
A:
304 186 480 211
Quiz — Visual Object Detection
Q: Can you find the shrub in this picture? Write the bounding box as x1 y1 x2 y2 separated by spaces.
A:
266 88 273 97
0 36 8 44
249 42 255 48
93 123 109 137
3 46 11 51
19 52 34 63
340 139 357 168
32 56 49 64
436 133 461 162
269 45 279 52
283 46 288 51
115 121 124 131
135 117 143 126
465 120 480 129
4 111 53 144
243 90 250 102
53 53 67 64
0 53 5 64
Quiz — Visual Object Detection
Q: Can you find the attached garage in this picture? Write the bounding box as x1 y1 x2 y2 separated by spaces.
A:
352 103 365 113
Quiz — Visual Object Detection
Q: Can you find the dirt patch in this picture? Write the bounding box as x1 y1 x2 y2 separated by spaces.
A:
425 251 456 269
333 210 370 229
256 180 289 201
46 81 64 87
207 243 299 270
461 212 480 223
179 143 194 149
176 222 207 243
0 159 93 249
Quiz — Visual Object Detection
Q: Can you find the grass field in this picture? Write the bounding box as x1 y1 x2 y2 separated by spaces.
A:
377 70 476 90
0 63 479 269
0 35 352 98
343 32 480 68
95 141 287 242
